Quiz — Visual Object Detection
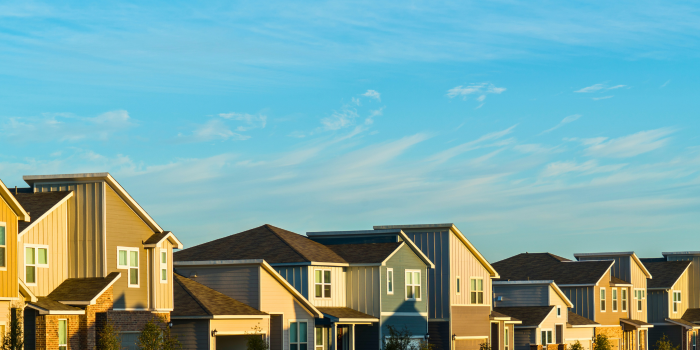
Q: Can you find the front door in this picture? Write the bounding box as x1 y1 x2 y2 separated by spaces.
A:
491 323 499 350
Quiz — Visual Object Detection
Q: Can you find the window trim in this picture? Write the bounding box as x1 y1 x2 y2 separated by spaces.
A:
387 268 394 295
290 319 309 350
25 244 49 286
0 222 6 271
456 276 461 295
673 291 682 313
58 318 68 350
634 289 645 312
557 306 562 318
314 269 331 299
600 287 606 312
621 288 628 312
160 249 168 284
505 326 509 350
470 277 485 305
541 329 553 346
405 269 422 301
117 247 140 288
612 288 618 312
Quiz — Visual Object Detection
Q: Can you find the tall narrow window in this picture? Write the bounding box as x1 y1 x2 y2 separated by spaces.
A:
406 270 421 301
0 225 5 268
314 269 331 298
58 319 68 350
471 278 484 304
541 330 552 345
612 289 618 312
315 327 323 350
635 289 644 311
160 250 168 283
387 268 394 295
600 288 606 312
621 289 628 312
290 321 308 350
117 247 139 287
505 327 509 350
456 276 461 295
557 306 562 317
673 291 682 313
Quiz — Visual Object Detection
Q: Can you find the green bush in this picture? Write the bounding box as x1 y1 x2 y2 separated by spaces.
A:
246 324 269 350
570 340 584 350
137 317 182 350
97 319 121 350
593 334 612 350
1 308 23 350
384 325 414 350
479 342 492 350
654 334 679 350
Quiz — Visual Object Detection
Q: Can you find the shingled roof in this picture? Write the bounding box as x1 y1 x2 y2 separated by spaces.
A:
13 191 72 233
174 224 347 264
316 307 379 322
681 308 700 323
325 242 403 263
47 272 120 304
493 253 613 285
173 274 267 318
567 311 599 326
493 306 554 327
640 259 691 289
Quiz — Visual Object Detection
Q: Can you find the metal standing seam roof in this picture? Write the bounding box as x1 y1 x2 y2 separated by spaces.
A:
172 274 267 317
639 260 692 289
492 253 613 285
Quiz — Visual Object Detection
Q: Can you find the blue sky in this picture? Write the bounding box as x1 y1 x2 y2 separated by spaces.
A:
1 0 700 262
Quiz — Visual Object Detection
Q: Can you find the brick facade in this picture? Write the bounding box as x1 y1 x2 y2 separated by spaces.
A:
105 310 170 333
81 286 115 349
35 315 80 350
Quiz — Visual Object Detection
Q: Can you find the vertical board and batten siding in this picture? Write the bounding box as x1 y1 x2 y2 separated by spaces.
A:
19 200 69 296
307 266 346 307
493 285 549 307
669 270 690 319
259 268 315 350
629 258 649 321
665 254 700 308
402 229 451 320
647 291 668 323
275 266 308 298
561 286 595 321
105 184 153 309
174 265 260 309
0 195 18 299
171 319 210 350
382 244 429 313
450 232 492 306
35 182 105 278
154 240 173 311
347 266 380 317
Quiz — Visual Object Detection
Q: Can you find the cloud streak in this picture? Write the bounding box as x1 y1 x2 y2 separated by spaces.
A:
447 83 506 103
540 114 581 135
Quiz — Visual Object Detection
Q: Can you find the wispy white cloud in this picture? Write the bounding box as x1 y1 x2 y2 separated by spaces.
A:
0 110 135 143
219 112 267 132
581 128 676 158
447 83 506 103
179 119 250 142
362 90 381 101
661 80 671 88
541 159 627 177
592 96 614 101
575 83 627 93
540 114 581 135
429 125 516 163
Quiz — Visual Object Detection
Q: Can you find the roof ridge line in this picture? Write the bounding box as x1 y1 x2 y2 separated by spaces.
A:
264 224 323 263
174 274 216 316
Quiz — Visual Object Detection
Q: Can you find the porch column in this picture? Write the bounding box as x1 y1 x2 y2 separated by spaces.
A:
349 324 355 350
331 323 337 350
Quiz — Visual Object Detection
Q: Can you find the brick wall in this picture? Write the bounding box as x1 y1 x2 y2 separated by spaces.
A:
82 286 115 349
36 315 80 350
106 311 170 332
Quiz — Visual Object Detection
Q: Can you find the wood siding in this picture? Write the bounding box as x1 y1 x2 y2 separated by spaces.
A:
451 305 490 337
562 286 595 321
35 182 105 278
647 290 668 323
347 266 380 317
382 244 429 314
0 195 19 299
275 266 308 299
669 269 690 319
307 266 346 307
493 284 549 307
210 318 269 335
19 200 69 296
173 265 260 309
534 307 564 345
450 232 492 307
154 240 173 311
666 255 700 308
172 319 210 350
402 229 451 320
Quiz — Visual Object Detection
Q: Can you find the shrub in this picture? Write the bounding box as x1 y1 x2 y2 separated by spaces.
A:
570 340 584 350
1 308 23 350
137 319 163 350
97 319 121 350
593 334 612 350
479 342 492 350
246 324 269 350
654 334 679 350
384 325 415 350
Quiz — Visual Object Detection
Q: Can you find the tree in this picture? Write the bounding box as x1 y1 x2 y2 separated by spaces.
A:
383 325 416 350
161 320 182 350
246 324 269 350
1 308 23 350
593 334 612 350
137 319 163 350
654 334 680 350
570 340 584 350
97 319 121 350
479 342 492 350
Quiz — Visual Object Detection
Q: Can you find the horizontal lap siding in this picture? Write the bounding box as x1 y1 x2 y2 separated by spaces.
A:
174 265 260 309
383 245 428 314
347 266 380 317
172 319 209 350
0 196 19 298
403 230 450 320
514 329 534 350
275 266 308 298
493 285 548 307
451 305 490 337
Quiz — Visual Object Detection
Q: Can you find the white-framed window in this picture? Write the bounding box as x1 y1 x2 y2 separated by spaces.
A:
557 306 562 317
58 319 68 350
406 270 421 301
387 268 394 295
0 223 6 269
315 327 323 350
612 288 618 312
314 269 331 298
456 276 461 295
673 291 682 313
25 244 49 285
117 247 139 287
290 320 308 350
505 327 509 350
471 278 484 304
160 249 168 283
600 288 606 312
541 329 553 345
622 289 628 312
634 289 645 311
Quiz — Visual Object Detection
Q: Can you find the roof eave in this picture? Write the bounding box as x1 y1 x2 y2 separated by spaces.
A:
0 179 29 222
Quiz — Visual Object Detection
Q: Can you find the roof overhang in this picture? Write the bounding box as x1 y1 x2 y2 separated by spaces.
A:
663 252 700 256
324 316 379 323
610 282 633 287
56 273 121 306
0 179 29 222
19 192 74 237
665 319 700 330
620 319 654 329
25 303 85 315
18 279 37 302
144 231 184 249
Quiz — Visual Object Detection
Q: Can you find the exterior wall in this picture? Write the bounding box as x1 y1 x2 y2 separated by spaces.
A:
153 240 174 311
19 199 69 296
451 305 490 337
382 244 429 314
173 265 261 309
428 321 450 350
307 266 346 307
171 319 210 350
35 182 105 278
565 327 595 350
0 195 19 299
647 290 668 323
629 259 649 322
595 327 622 350
381 315 427 340
107 310 170 332
259 268 315 350
595 270 622 326
210 318 269 336
562 286 595 321
666 254 700 308
0 301 10 335
493 284 549 307
275 266 309 299
604 285 631 321
532 307 563 345
105 184 154 310
514 329 535 350
450 232 492 307
669 270 690 319
648 325 683 350
402 229 451 320
35 314 81 350
348 266 380 317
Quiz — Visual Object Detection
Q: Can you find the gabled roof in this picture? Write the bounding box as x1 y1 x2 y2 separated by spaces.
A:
173 274 268 318
27 297 85 315
325 242 403 264
47 272 121 305
144 231 183 249
493 253 613 285
493 306 554 327
174 224 347 264
492 280 573 307
567 311 598 327
574 252 652 279
681 308 700 323
0 179 29 222
490 310 522 323
640 260 691 289
13 191 73 235
316 307 379 323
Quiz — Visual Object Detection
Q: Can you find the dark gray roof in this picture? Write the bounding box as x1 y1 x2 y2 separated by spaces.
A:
641 260 691 289
682 308 700 323
144 231 172 245
491 310 520 321
611 276 630 284
29 297 83 313
173 274 267 317
174 224 347 264
493 306 554 327
493 253 613 285
317 307 378 320
47 272 120 302
620 318 652 327
667 318 698 328
567 311 598 326
13 191 72 233
325 243 402 263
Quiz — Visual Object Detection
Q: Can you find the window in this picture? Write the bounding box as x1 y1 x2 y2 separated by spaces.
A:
117 247 139 287
58 319 68 350
557 306 562 317
673 291 682 313
314 269 331 298
541 330 553 345
387 268 394 294
600 288 606 312
315 327 323 350
290 321 308 350
471 278 484 304
0 224 5 268
622 289 628 312
505 327 509 350
160 250 168 283
634 289 645 312
406 270 421 301
25 245 48 285
456 276 461 295
612 288 618 312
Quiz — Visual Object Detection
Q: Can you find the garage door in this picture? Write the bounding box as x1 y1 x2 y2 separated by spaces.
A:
455 338 487 350
216 335 259 350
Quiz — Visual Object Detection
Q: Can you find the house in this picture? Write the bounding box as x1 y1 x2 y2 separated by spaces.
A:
306 223 518 350
492 280 598 350
662 251 700 338
171 261 322 350
173 224 434 350
16 173 182 350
